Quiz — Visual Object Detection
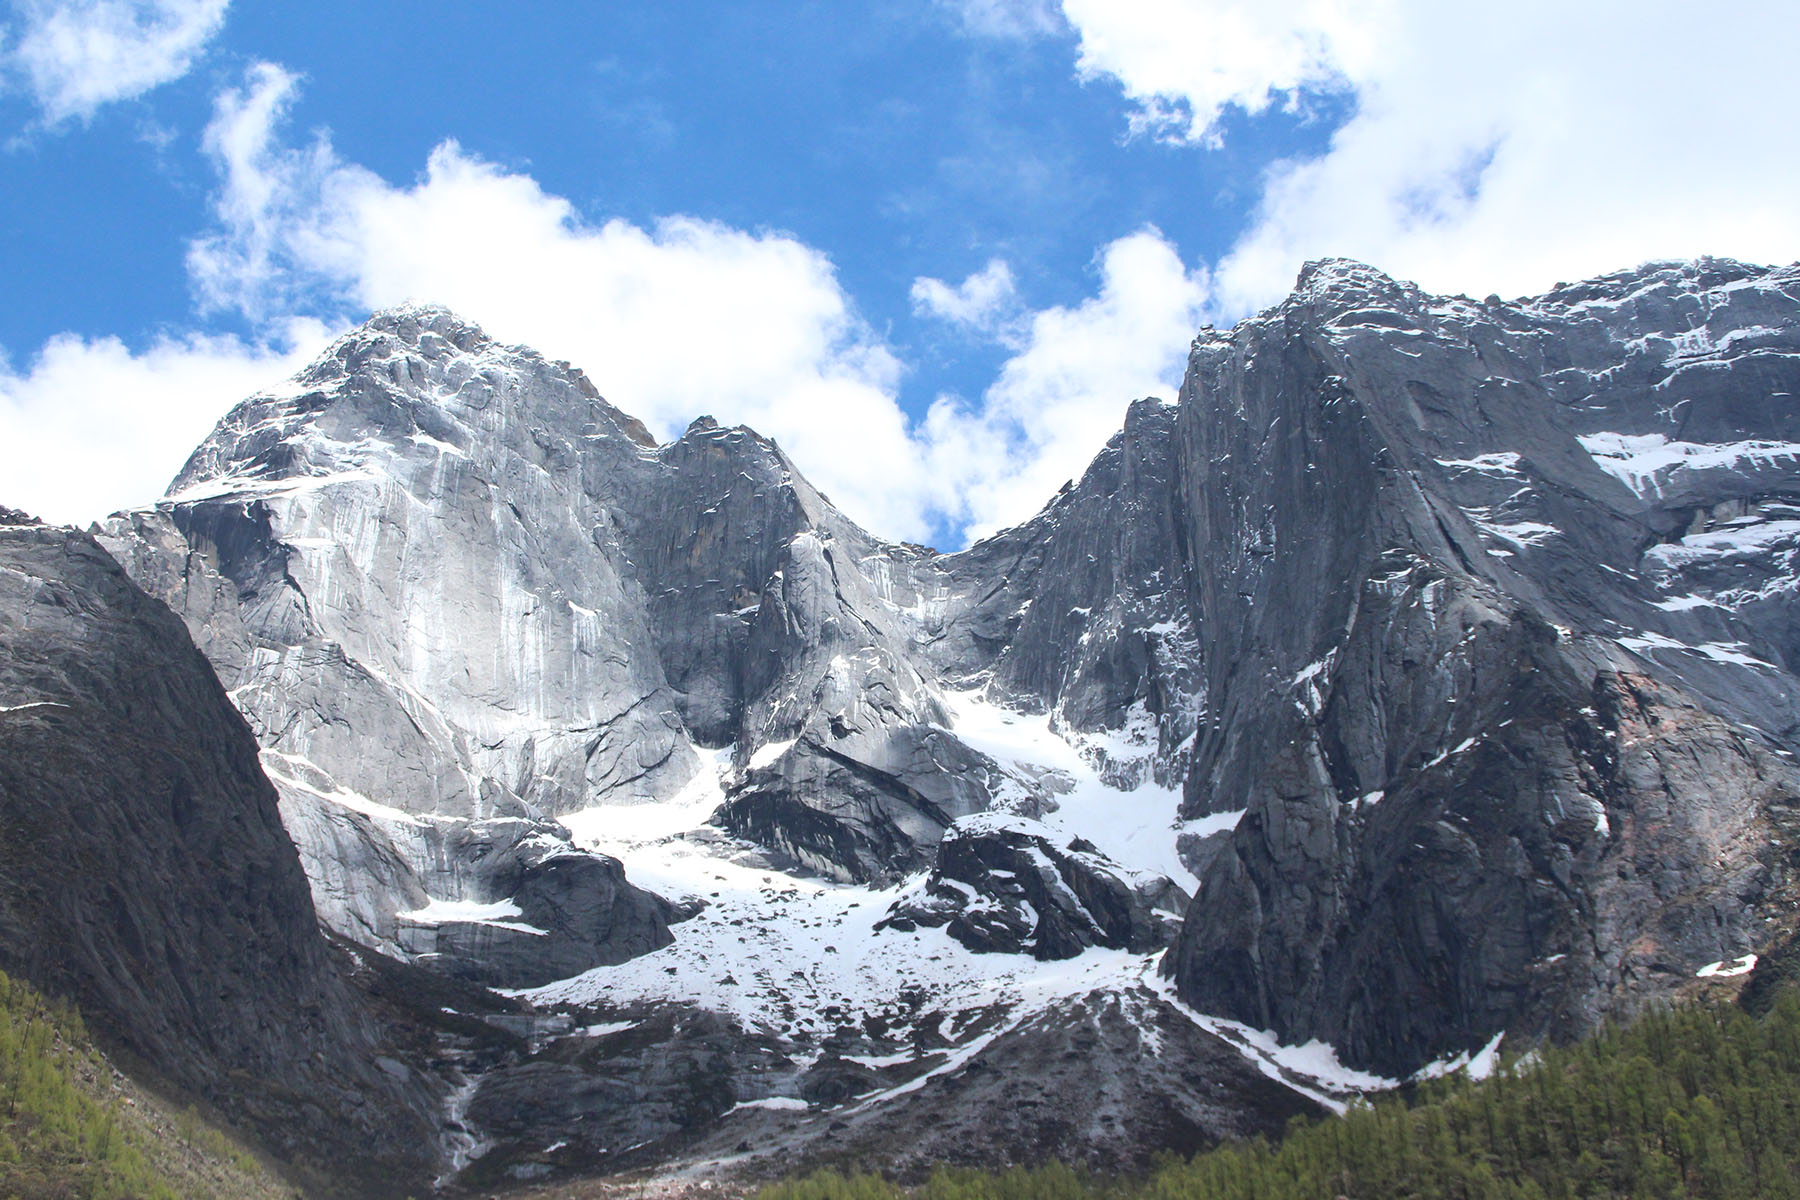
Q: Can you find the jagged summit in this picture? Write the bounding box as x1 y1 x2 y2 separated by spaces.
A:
1292 255 1409 297
169 301 658 506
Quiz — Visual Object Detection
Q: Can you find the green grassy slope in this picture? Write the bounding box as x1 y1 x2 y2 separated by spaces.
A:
0 969 296 1200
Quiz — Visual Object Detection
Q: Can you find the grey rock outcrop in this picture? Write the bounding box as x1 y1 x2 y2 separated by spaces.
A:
0 512 438 1194
931 398 1205 787
878 814 1186 959
393 819 679 988
99 309 695 981
1167 258 1800 1074
101 304 1199 952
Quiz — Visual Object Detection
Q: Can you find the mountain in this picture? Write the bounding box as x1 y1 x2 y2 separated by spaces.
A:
1165 258 1800 1073
0 508 438 1195
61 255 1800 1188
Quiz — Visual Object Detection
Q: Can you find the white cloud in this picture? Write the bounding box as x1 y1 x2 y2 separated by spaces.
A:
1047 1 1800 309
922 230 1209 540
178 64 1213 546
184 62 938 539
911 259 1025 346
3 0 229 124
4 63 1216 545
1060 0 1378 146
0 320 330 525
936 0 1064 39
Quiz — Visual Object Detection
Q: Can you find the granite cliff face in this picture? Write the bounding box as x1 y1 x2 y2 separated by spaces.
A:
63 257 1800 1186
1166 259 1800 1074
98 306 1193 972
0 509 438 1195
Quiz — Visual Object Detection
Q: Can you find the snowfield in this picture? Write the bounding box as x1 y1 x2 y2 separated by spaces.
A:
528 694 1497 1119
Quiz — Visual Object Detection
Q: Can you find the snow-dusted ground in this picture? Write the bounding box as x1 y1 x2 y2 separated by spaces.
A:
526 694 1500 1116
540 738 1158 1048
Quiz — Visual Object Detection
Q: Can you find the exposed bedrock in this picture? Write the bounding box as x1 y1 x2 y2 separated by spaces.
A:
878 814 1187 959
1168 258 1800 1075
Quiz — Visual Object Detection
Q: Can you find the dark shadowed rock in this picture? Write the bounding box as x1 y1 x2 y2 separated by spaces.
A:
878 814 1186 959
0 516 439 1195
1167 257 1800 1075
398 821 678 988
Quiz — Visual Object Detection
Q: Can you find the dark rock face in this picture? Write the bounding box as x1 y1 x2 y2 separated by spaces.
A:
0 515 438 1195
933 399 1205 784
879 815 1186 959
660 984 1326 1186
463 1006 787 1182
1168 258 1800 1075
818 987 1321 1182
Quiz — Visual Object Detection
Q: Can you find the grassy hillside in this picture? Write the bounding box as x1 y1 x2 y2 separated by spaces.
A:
0 968 296 1200
754 986 1800 1200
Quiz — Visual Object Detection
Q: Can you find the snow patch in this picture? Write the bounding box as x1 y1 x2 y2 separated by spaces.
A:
942 690 1191 886
747 738 797 772
575 1020 638 1038
1177 809 1245 839
1696 953 1758 978
397 897 547 936
730 1096 809 1113
1579 433 1800 499
1143 970 1396 1113
0 701 68 715
1618 632 1778 670
1412 1032 1506 1083
1436 452 1524 476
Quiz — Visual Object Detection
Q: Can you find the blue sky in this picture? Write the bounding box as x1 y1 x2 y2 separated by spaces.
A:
3 1 1798 547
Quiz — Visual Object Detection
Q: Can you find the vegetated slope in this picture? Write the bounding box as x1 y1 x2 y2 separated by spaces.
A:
752 973 1800 1200
0 967 293 1200
0 508 439 1196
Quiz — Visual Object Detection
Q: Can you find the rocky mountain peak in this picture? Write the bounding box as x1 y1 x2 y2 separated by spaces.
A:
63 255 1800 1184
1291 256 1417 312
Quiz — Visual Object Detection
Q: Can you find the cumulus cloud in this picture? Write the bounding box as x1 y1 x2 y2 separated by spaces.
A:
1035 0 1800 309
911 259 1026 346
936 0 1064 39
922 230 1208 540
1060 0 1377 146
3 0 229 124
5 62 1217 543
0 320 330 526
182 62 938 538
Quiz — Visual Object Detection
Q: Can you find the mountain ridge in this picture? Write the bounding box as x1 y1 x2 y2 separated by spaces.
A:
8 252 1782 1186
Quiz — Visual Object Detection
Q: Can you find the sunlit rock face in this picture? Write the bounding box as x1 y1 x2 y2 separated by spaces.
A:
102 303 1204 976
1166 258 1800 1075
102 309 694 986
